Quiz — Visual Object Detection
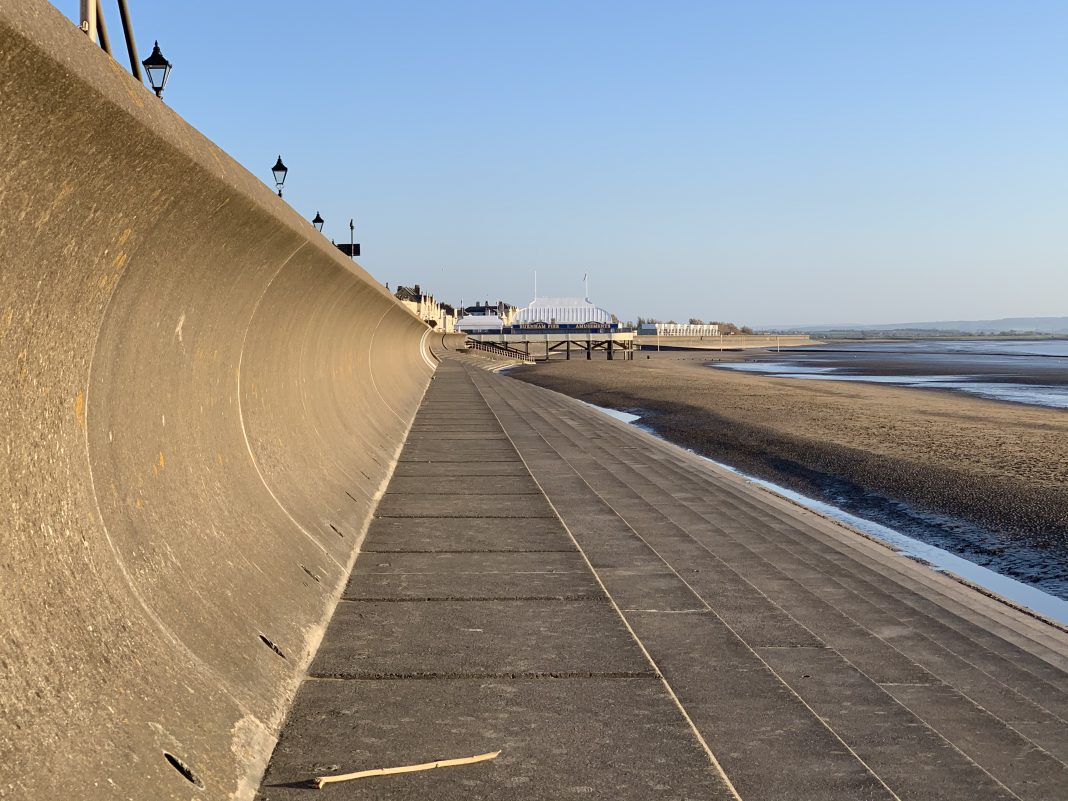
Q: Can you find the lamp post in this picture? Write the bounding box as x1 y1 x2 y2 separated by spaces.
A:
312 211 324 233
271 156 288 197
349 218 355 259
141 41 172 98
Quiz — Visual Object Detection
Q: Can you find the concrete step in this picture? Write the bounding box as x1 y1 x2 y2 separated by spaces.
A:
528 399 1068 722
487 380 1068 730
493 376 1068 673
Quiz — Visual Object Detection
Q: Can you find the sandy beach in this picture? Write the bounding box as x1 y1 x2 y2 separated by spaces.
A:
509 354 1068 559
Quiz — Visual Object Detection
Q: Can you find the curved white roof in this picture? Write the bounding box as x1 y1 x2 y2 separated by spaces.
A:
456 314 505 331
512 297 612 325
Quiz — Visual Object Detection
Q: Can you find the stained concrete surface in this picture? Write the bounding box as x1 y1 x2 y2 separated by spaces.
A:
374 492 555 518
257 362 731 799
384 475 541 494
344 551 601 600
310 599 653 679
360 516 572 553
257 357 1068 800
256 679 728 801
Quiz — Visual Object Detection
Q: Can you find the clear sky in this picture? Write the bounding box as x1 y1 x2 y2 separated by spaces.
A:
65 1 1067 326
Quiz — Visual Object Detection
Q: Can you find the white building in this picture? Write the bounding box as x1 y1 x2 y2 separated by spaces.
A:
456 313 506 332
512 297 613 326
462 300 517 325
638 322 720 337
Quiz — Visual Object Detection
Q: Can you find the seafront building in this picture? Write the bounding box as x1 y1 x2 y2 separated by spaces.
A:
455 299 517 333
394 283 456 332
639 322 720 337
456 312 507 332
463 299 518 325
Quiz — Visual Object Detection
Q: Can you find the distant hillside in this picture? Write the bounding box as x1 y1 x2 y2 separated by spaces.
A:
767 316 1068 335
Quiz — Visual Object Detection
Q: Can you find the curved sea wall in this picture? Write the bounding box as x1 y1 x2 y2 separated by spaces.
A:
0 3 436 798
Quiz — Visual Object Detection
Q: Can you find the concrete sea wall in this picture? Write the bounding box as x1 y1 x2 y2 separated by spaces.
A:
0 2 437 798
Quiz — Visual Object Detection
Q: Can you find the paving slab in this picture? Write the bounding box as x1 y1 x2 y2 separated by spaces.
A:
310 600 653 679
883 683 1068 800
255 678 733 801
361 517 574 553
375 493 555 518
695 566 938 681
409 417 501 426
391 460 531 477
411 410 500 418
666 560 825 647
344 552 601 601
872 617 1068 710
342 571 602 601
626 611 891 801
404 431 511 441
399 442 518 461
384 475 541 495
351 551 589 575
565 531 668 569
757 645 1016 800
596 568 707 612
407 427 506 435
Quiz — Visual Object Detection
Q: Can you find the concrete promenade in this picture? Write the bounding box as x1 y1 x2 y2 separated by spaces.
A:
257 356 1068 800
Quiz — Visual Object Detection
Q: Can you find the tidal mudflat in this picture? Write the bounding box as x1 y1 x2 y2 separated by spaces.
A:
718 339 1068 409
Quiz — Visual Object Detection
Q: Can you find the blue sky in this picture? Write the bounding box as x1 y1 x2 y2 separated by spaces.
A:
66 1 1067 326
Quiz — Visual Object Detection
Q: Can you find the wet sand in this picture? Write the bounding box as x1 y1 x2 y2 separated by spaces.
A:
509 353 1068 561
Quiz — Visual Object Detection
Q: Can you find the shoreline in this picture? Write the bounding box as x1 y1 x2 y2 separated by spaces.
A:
582 399 1068 628
509 354 1068 598
712 338 1068 406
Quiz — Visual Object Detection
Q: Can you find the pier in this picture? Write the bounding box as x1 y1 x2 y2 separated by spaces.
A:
465 327 637 360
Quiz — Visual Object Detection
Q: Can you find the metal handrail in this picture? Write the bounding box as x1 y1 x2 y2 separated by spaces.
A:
465 339 535 364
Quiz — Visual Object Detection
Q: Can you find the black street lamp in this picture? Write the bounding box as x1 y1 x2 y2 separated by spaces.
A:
272 156 288 197
141 41 172 98
312 211 324 232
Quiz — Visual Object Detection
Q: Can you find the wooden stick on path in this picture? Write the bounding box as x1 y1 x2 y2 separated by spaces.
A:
315 750 502 789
